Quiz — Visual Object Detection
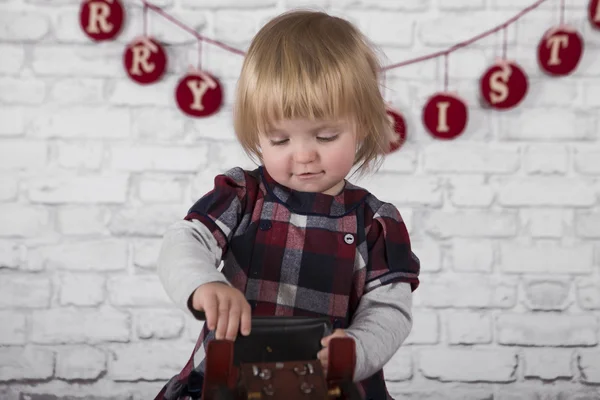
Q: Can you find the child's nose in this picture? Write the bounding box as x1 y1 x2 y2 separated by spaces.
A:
294 145 317 163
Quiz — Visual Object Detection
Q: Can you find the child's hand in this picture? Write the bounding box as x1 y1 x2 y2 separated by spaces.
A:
317 329 349 373
190 282 252 341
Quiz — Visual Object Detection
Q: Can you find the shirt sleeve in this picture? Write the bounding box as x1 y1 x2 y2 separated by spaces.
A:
345 282 412 382
364 203 420 293
184 167 248 256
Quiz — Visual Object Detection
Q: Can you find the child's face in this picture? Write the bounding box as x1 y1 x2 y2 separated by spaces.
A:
258 118 357 195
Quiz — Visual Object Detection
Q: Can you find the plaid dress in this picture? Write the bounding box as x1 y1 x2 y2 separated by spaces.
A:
155 166 420 400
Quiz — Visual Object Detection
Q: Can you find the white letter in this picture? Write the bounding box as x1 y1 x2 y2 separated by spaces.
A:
547 34 569 66
489 64 512 104
436 101 450 133
129 45 155 76
86 2 113 34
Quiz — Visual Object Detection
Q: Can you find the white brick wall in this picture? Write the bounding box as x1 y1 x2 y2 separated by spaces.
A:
0 0 599 398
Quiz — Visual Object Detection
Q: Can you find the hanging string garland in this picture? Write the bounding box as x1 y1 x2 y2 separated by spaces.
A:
79 0 598 148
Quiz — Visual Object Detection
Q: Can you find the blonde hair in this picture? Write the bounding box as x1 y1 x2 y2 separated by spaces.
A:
233 10 393 177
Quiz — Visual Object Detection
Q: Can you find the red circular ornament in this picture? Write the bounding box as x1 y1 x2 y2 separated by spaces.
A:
590 0 600 30
480 60 528 110
537 26 584 76
79 0 124 41
176 69 223 117
385 108 407 153
123 37 167 85
422 92 468 140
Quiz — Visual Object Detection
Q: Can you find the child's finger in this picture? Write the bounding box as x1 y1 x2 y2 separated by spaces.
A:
215 297 230 340
225 303 241 341
240 302 252 336
321 329 346 346
203 293 218 331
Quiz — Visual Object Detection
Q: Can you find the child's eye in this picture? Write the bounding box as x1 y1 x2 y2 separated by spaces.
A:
269 139 289 146
317 135 338 142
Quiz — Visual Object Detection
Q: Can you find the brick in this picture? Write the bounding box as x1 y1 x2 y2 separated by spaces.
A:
419 13 516 46
204 47 244 81
29 106 130 138
0 240 23 269
56 345 106 381
521 79 581 108
209 141 263 172
499 242 593 274
55 141 104 170
0 141 47 170
410 238 441 273
389 387 494 400
0 106 26 136
379 146 418 174
59 274 105 307
579 351 600 383
107 77 175 107
419 348 517 382
0 311 27 344
446 311 492 345
383 347 412 382
438 0 485 10
346 11 414 47
363 174 442 207
583 80 600 107
500 109 591 141
497 178 596 207
0 77 46 105
138 175 184 203
496 314 597 346
56 206 110 235
0 44 25 74
521 209 567 238
574 147 600 174
404 310 439 345
577 279 600 310
182 0 275 7
33 240 128 272
31 308 130 344
0 346 54 382
107 275 172 307
490 0 587 9
135 309 184 339
133 239 162 270
448 176 495 208
0 175 18 201
32 45 124 77
416 275 517 309
0 204 51 238
109 144 209 172
334 0 429 10
50 78 104 105
524 144 569 175
425 210 517 238
523 348 573 380
107 342 191 381
379 48 437 81
451 239 494 273
523 279 571 311
130 108 186 142
0 274 52 309
27 174 129 204
0 11 49 41
424 143 519 174
109 205 187 237
214 10 273 47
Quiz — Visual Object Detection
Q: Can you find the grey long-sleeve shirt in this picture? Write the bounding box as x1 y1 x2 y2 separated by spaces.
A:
158 218 412 382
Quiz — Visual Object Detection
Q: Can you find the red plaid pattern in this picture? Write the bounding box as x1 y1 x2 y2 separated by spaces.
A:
156 166 420 400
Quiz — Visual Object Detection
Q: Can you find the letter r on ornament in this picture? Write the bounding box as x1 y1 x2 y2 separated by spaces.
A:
86 1 114 34
130 45 156 75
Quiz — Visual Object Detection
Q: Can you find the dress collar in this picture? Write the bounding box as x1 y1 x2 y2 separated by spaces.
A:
258 166 369 217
